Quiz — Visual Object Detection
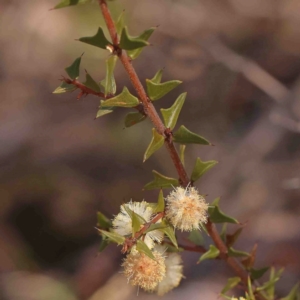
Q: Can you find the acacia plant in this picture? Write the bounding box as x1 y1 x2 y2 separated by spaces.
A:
52 0 299 298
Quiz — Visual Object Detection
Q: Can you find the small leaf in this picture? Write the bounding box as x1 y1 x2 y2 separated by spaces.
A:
136 240 155 260
96 105 114 118
241 244 257 269
53 81 76 94
145 223 167 233
228 247 250 258
198 245 220 263
127 27 156 59
161 92 186 129
124 112 146 127
191 158 218 182
247 276 256 300
208 201 239 224
103 55 117 96
188 230 204 246
99 237 110 252
122 205 146 224
250 267 269 280
52 0 92 9
132 211 143 235
221 277 241 294
226 228 243 248
65 55 82 79
116 11 125 36
161 221 178 248
151 69 163 84
165 244 184 253
179 145 186 166
97 211 111 229
119 27 149 50
143 128 164 162
97 229 125 245
256 267 284 296
146 79 182 101
144 170 179 190
154 189 165 213
281 283 299 300
79 27 112 50
101 87 139 107
220 223 227 242
173 125 211 145
83 72 101 93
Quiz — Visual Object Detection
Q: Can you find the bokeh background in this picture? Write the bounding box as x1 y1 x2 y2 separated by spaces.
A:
0 0 300 299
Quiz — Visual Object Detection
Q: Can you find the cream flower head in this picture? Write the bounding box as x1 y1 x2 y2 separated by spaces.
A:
112 201 163 249
165 186 208 231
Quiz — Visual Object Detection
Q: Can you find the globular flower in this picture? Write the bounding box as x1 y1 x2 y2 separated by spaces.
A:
155 247 184 296
122 249 166 292
165 186 208 231
112 201 164 249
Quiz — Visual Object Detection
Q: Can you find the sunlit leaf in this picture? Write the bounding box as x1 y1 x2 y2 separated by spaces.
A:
136 240 155 260
102 55 117 96
119 27 149 50
198 245 220 263
79 27 112 49
146 78 182 101
97 229 125 245
188 229 204 246
65 55 82 79
53 81 76 94
96 105 114 118
143 128 164 162
52 0 93 9
101 87 139 107
150 69 163 84
144 170 179 190
221 277 241 295
161 92 186 129
154 189 165 213
97 211 111 229
83 72 101 93
124 112 146 127
173 125 211 145
132 211 143 235
191 158 218 182
145 223 167 233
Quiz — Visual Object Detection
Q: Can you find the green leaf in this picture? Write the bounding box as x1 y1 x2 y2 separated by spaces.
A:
165 244 184 253
161 92 186 129
145 223 167 233
52 0 92 9
208 201 239 224
101 87 139 108
136 240 155 260
83 72 101 93
220 223 227 242
146 79 182 101
124 112 146 128
198 245 220 263
191 158 218 182
144 170 179 190
281 283 299 300
97 229 125 245
221 277 241 294
65 55 82 79
179 145 186 166
228 247 250 258
103 55 117 96
247 276 256 300
79 27 112 50
154 189 165 213
96 105 114 118
150 69 163 84
127 27 156 59
99 237 110 252
250 267 269 280
173 125 211 145
119 27 149 50
53 81 76 94
97 211 111 229
143 128 164 162
161 221 178 248
188 229 204 246
256 267 284 295
122 205 146 224
132 211 143 235
116 11 125 36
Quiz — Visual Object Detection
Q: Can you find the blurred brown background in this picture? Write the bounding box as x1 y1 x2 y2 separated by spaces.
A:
0 0 299 299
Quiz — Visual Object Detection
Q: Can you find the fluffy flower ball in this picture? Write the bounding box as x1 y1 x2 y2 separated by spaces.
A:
122 250 166 292
165 186 208 231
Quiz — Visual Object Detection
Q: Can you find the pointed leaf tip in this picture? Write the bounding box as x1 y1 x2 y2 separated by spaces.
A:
79 27 112 50
144 170 178 190
198 245 220 263
191 158 218 182
146 78 182 101
173 125 211 145
124 112 146 128
101 87 139 108
65 56 82 79
143 128 164 162
53 0 93 9
120 27 149 51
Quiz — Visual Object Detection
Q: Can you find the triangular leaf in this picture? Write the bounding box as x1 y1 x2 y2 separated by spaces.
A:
144 170 179 190
145 223 167 233
179 145 186 166
256 268 284 296
65 55 82 79
132 211 143 235
250 267 269 280
99 237 110 252
53 81 76 94
198 245 220 263
127 27 156 59
146 79 182 101
173 125 211 145
116 11 125 36
154 189 165 213
208 201 238 224
281 283 299 300
150 69 163 84
119 27 149 50
101 87 139 107
143 128 164 162
161 220 178 248
161 92 186 129
103 55 117 96
79 27 112 50
241 244 257 269
83 72 101 93
97 229 125 245
96 105 114 118
188 229 204 246
97 211 111 229
221 277 241 295
52 0 92 9
136 240 155 260
122 205 147 224
191 158 218 182
124 112 146 127
228 247 250 258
